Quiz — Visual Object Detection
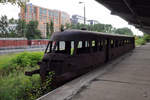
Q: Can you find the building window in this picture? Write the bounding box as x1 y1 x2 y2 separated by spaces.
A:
54 11 59 18
33 7 36 14
43 9 47 15
40 8 42 15
48 10 53 17
29 6 32 14
39 15 42 21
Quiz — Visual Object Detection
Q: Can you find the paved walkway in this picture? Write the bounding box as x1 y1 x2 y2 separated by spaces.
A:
71 44 150 100
0 47 45 55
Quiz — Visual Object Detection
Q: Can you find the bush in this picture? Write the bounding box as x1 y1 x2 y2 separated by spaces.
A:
143 34 150 42
0 52 44 76
12 52 44 68
0 52 54 100
0 73 41 100
135 37 146 46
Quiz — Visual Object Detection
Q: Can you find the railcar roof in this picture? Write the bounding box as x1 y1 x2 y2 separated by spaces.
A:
50 29 133 41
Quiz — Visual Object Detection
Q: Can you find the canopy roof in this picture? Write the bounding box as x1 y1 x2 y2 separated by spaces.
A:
96 0 150 34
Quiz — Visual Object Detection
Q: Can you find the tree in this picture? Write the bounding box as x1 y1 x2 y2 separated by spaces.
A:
0 15 8 37
65 23 71 29
115 27 133 36
104 24 113 33
26 21 41 39
0 0 29 7
9 18 16 24
46 23 50 39
50 20 54 35
60 24 64 31
16 19 27 37
143 34 150 42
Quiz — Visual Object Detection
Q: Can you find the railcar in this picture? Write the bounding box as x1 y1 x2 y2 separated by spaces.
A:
25 30 135 83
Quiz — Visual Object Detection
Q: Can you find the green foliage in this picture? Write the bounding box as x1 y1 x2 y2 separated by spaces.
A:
114 27 133 36
65 23 71 29
143 34 150 42
26 21 42 39
0 15 8 37
46 23 50 39
60 24 64 31
71 23 133 36
0 0 29 7
50 20 54 34
9 18 16 24
0 73 41 100
26 72 55 100
12 52 44 68
135 34 150 46
0 18 43 39
0 52 44 76
16 19 27 37
135 36 146 46
0 54 17 76
0 52 54 100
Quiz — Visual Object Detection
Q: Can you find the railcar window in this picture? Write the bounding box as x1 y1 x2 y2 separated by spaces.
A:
92 41 95 47
92 40 98 52
127 40 129 44
85 41 89 47
76 41 91 54
105 40 107 45
111 40 114 48
52 41 58 52
99 40 104 51
59 41 65 50
45 41 51 53
124 40 127 44
70 41 74 55
78 41 82 48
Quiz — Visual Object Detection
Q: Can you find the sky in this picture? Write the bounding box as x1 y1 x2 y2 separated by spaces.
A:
0 0 143 36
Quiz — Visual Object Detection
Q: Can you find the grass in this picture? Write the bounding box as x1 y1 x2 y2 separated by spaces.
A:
0 53 16 69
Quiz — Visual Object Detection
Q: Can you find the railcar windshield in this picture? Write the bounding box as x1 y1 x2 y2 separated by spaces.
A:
45 41 74 55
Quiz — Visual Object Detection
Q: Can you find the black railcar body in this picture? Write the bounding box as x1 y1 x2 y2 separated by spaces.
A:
25 30 135 84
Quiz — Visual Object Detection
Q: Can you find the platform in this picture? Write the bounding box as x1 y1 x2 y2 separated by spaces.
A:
71 44 150 100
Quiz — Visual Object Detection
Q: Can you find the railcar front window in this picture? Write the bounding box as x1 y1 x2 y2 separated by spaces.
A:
45 41 58 53
52 41 58 52
45 41 51 53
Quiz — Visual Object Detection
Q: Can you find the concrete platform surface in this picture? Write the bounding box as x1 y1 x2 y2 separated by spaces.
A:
71 44 150 100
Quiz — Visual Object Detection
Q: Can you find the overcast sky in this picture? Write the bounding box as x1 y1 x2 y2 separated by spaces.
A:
0 0 143 36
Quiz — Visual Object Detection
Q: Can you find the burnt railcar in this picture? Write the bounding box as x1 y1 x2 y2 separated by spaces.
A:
25 30 135 83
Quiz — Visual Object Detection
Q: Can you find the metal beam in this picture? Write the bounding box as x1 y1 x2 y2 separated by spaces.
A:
122 0 142 27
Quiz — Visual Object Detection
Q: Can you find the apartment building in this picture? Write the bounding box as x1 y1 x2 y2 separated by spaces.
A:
20 4 70 38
